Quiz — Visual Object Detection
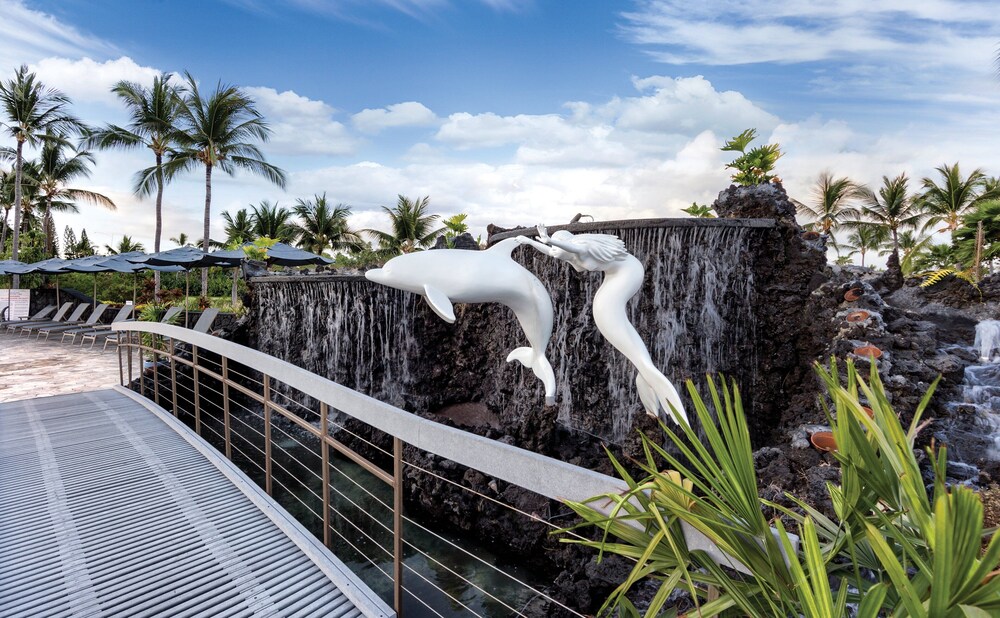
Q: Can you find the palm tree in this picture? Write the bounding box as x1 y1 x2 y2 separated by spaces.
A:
106 235 145 254
794 171 861 235
167 71 286 292
250 200 296 243
170 233 192 247
842 224 888 268
87 73 185 298
292 193 363 255
0 65 85 284
221 208 255 245
853 173 924 256
885 229 934 276
365 195 444 255
918 163 994 236
34 136 116 256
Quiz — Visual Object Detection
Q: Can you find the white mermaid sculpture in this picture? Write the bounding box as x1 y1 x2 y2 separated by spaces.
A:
517 225 688 425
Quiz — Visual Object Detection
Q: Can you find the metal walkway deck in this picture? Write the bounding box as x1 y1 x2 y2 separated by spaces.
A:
0 388 391 618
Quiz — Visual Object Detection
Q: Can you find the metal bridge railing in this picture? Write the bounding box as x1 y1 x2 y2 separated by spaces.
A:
114 321 766 617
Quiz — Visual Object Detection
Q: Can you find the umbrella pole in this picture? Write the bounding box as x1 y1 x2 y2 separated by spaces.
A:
231 268 238 307
185 270 190 328
56 276 60 306
133 273 137 308
93 273 97 312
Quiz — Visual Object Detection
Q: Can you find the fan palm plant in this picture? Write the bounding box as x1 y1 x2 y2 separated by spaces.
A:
34 136 116 256
918 163 995 236
853 173 924 256
0 65 85 284
794 171 861 236
250 200 296 243
292 193 363 255
166 71 286 292
87 73 185 299
365 195 444 255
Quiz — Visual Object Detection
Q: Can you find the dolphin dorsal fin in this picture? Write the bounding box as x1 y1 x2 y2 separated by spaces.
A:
423 284 456 323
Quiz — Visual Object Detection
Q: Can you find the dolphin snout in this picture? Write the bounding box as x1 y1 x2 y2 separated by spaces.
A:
365 268 385 283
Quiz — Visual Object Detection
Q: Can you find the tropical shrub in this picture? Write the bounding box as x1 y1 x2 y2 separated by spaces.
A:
559 361 1000 617
721 129 782 186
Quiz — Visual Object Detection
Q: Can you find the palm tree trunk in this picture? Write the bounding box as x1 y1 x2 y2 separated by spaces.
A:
43 196 53 257
0 208 8 253
11 140 24 289
154 152 164 302
860 250 866 268
231 269 238 306
202 163 212 298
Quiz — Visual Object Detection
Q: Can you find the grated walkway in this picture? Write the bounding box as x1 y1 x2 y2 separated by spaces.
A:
0 388 391 618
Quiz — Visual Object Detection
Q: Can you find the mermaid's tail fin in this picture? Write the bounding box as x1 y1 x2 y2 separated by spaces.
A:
636 371 687 426
507 347 556 405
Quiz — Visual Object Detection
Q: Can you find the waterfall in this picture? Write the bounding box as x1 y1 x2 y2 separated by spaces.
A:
251 221 761 443
975 320 1000 362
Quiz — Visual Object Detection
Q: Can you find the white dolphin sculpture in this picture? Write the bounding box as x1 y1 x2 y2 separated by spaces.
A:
517 225 688 425
365 238 557 405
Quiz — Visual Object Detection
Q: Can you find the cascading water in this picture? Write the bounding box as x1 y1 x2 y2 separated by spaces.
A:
251 220 763 443
943 321 1000 470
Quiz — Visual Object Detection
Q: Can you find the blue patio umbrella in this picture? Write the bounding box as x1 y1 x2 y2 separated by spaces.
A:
5 258 73 306
128 247 241 326
64 253 184 310
263 243 334 267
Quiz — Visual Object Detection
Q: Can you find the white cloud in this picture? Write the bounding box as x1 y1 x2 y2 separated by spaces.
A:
351 101 437 134
245 87 358 156
0 0 117 71
29 57 162 107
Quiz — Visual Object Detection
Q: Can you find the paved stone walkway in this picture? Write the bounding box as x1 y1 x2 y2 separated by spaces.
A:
0 332 122 402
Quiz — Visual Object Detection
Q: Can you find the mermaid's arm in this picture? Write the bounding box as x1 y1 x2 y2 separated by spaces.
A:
515 235 553 255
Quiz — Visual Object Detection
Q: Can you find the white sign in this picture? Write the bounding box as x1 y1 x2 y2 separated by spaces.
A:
0 289 30 321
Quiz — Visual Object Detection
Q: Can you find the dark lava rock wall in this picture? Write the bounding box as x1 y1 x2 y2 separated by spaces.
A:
248 218 801 449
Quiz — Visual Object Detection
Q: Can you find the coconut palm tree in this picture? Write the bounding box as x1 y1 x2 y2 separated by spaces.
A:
105 235 145 254
0 65 86 284
794 171 862 236
365 195 444 255
170 233 192 247
853 173 924 256
166 72 286 292
883 229 934 276
250 200 296 243
842 224 888 268
918 163 995 236
221 208 255 245
34 136 116 256
292 193 363 255
87 73 185 299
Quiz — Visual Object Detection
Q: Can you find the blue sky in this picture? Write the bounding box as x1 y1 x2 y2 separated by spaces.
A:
2 0 999 255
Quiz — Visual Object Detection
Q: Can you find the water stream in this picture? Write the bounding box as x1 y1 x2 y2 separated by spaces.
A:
943 321 1000 472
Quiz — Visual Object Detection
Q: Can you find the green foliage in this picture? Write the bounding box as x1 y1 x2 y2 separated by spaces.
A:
560 361 1000 617
105 234 144 254
794 172 861 235
442 213 470 247
680 203 715 218
721 128 782 186
364 195 445 255
920 267 981 296
243 236 277 261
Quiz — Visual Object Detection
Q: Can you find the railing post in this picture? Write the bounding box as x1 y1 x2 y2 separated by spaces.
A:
222 356 231 460
126 331 133 388
117 332 124 386
321 402 331 549
393 436 404 615
169 338 179 418
138 332 146 397
152 335 160 406
263 374 272 496
192 345 201 435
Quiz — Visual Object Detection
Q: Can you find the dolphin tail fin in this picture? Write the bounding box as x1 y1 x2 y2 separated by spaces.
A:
636 371 687 426
506 346 556 406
